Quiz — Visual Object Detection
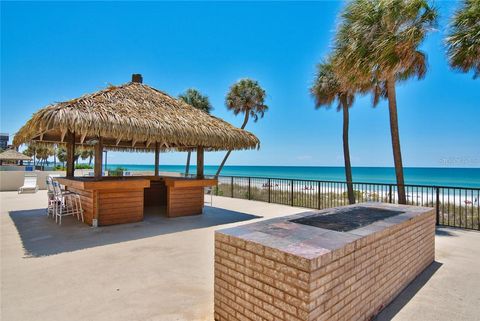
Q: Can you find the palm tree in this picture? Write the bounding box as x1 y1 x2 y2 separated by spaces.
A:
53 144 57 167
57 147 67 168
178 89 212 176
35 145 54 167
311 60 356 204
446 0 480 78
22 142 54 166
57 147 66 168
215 79 268 178
74 149 81 165
23 144 37 166
56 146 80 167
333 0 437 204
80 149 94 166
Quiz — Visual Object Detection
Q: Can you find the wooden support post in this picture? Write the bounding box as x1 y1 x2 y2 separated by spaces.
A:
185 151 191 176
66 131 75 178
94 137 103 178
154 143 159 176
196 146 204 179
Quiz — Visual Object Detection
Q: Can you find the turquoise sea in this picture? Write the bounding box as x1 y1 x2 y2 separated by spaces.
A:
106 165 480 188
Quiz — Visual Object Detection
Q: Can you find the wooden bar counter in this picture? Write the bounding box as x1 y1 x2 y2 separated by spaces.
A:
163 177 216 217
57 176 217 226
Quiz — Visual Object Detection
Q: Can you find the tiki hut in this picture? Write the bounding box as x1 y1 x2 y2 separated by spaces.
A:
13 75 260 226
14 74 259 177
0 149 32 165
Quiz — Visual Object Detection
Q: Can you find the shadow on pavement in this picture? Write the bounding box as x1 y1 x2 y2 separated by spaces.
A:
9 205 261 258
435 227 461 237
375 261 443 320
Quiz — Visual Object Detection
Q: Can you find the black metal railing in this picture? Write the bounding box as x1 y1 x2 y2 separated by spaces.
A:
209 175 480 230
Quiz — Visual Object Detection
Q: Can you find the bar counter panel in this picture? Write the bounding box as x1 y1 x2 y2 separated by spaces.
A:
167 186 204 217
163 177 216 217
58 177 150 226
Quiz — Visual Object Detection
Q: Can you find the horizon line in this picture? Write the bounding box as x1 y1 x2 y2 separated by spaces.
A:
98 164 480 170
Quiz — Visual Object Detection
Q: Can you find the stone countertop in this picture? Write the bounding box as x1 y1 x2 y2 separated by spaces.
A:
217 202 434 260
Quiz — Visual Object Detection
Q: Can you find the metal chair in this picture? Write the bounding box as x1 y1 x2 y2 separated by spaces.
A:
204 186 213 206
45 176 57 218
52 180 84 225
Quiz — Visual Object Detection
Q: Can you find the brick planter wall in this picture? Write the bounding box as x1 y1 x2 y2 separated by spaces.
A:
214 204 435 321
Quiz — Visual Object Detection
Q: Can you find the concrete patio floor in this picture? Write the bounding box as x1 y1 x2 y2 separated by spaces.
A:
1 190 479 321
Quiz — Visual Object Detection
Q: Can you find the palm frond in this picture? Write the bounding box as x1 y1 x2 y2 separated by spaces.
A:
334 0 437 83
445 0 480 78
225 79 268 122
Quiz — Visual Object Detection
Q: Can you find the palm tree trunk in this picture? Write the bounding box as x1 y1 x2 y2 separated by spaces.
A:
185 151 191 176
215 112 250 178
89 155 93 166
341 97 355 205
386 75 407 204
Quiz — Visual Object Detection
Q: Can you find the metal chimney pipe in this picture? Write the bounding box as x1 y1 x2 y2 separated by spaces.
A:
132 74 143 83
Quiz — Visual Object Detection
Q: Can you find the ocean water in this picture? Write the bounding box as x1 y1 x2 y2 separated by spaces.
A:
106 165 480 188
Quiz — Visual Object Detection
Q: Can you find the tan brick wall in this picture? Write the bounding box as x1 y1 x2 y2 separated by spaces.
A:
214 210 435 321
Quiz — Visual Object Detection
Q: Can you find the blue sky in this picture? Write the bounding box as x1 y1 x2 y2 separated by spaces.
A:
1 1 479 168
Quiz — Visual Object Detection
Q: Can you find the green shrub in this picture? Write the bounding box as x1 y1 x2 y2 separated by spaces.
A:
75 164 93 169
213 186 224 196
109 167 126 177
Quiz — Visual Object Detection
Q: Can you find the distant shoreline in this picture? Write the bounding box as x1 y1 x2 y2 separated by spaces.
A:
102 164 480 188
103 164 480 169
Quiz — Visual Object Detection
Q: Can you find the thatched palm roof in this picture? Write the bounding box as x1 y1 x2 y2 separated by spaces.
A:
0 149 32 161
13 81 259 151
